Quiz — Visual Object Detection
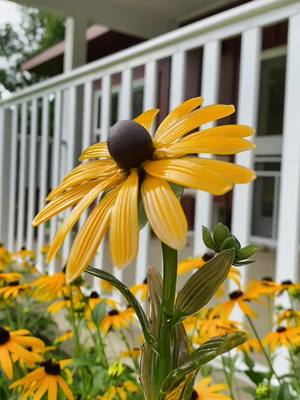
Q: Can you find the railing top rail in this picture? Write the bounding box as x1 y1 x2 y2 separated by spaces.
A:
0 0 299 107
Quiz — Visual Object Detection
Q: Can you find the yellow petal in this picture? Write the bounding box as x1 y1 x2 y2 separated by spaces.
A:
47 175 122 263
155 97 203 141
144 158 233 195
0 346 13 379
184 124 254 140
66 188 119 283
33 181 97 226
141 175 187 249
57 376 74 400
48 377 57 400
79 141 110 161
154 104 234 144
46 160 117 201
156 136 255 158
110 170 139 268
134 109 159 131
196 159 256 183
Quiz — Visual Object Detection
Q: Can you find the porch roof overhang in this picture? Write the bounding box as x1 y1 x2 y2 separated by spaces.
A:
12 0 241 38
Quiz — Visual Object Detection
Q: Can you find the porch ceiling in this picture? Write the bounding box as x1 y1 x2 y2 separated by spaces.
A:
12 0 241 38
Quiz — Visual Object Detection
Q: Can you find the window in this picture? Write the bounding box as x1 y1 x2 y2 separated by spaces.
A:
251 160 280 240
257 51 286 136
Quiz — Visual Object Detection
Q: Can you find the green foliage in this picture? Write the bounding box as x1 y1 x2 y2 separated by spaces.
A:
175 249 235 318
0 7 64 94
202 223 258 266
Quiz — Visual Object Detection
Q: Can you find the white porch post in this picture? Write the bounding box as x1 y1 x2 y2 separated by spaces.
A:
276 14 300 284
194 40 221 256
64 17 87 72
231 28 261 288
0 107 12 244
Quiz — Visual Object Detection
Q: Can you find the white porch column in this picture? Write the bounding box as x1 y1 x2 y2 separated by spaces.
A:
64 17 87 72
0 107 12 244
231 28 261 288
276 14 300 284
194 40 221 256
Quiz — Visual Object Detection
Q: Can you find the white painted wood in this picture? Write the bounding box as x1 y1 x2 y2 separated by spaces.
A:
82 81 93 150
0 107 12 244
26 98 38 250
48 91 62 274
92 75 111 291
231 28 261 290
169 51 186 110
136 60 158 285
8 107 18 250
37 96 50 270
62 87 77 264
118 68 132 120
194 40 221 257
16 103 28 249
64 17 87 72
276 14 300 284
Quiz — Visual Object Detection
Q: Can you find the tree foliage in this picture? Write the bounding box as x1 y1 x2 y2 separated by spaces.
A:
0 7 64 95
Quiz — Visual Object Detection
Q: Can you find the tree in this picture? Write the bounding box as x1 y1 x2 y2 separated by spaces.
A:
0 7 64 95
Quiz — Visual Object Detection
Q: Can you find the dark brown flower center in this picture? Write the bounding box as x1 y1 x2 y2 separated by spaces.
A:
0 327 10 345
191 390 198 399
276 326 287 333
229 290 244 300
107 120 154 170
261 276 273 282
281 280 293 286
90 291 99 299
109 309 119 316
8 281 19 287
202 252 215 262
42 360 61 375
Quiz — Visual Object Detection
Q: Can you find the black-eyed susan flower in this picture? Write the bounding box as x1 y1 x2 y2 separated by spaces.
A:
192 377 231 400
121 347 141 359
101 308 135 334
130 280 148 302
0 281 30 299
277 309 300 327
238 336 261 353
101 280 114 295
32 271 67 301
32 97 256 282
247 277 280 298
0 244 12 271
263 326 300 352
98 380 139 400
0 327 44 379
10 358 73 399
197 314 241 342
212 289 261 319
0 272 22 283
54 330 73 345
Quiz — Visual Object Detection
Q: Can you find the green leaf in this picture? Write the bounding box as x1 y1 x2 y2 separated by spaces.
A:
91 302 106 326
277 382 294 400
86 266 155 346
243 351 255 370
147 266 163 338
219 236 239 252
175 249 235 318
233 260 255 267
161 332 247 393
138 196 148 229
244 370 269 385
213 223 230 247
170 182 184 198
202 226 216 250
236 245 258 261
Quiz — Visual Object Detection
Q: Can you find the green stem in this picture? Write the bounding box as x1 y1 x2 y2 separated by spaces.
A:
69 289 89 398
120 329 139 371
221 355 235 400
246 315 281 384
157 243 178 394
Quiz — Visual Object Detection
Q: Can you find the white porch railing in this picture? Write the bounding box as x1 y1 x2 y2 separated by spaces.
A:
1 0 300 295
